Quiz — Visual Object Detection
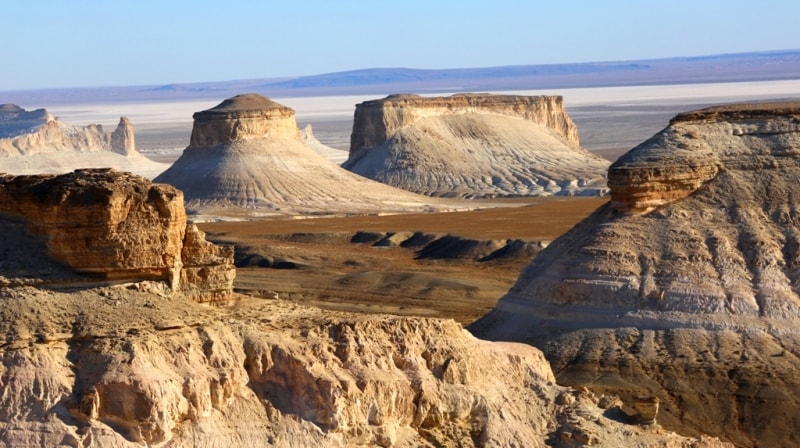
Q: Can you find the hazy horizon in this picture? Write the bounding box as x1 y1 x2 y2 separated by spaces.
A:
4 0 800 91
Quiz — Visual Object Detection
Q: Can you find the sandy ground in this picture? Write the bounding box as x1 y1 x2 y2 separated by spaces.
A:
198 197 608 325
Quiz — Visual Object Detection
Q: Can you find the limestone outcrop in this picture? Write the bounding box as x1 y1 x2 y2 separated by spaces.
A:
154 94 464 217
0 169 234 302
0 104 167 178
609 102 800 213
343 94 609 198
470 101 800 447
0 285 731 447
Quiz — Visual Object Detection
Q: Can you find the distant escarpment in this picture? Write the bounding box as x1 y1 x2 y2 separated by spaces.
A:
0 104 166 178
155 94 463 217
471 101 800 447
0 169 234 302
343 94 609 198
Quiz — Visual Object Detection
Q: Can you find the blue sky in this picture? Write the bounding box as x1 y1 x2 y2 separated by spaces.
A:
3 0 800 90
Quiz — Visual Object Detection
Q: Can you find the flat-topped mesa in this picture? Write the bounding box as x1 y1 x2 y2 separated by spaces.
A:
0 169 234 303
609 101 800 213
188 93 299 148
348 93 580 160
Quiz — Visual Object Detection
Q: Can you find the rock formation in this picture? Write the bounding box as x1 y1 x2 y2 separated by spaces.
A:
154 94 463 217
0 169 234 302
470 101 800 447
0 104 167 178
0 284 731 447
342 94 609 198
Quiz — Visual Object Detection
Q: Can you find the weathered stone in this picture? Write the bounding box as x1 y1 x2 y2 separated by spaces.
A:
188 94 299 148
348 93 581 158
0 169 234 302
155 93 463 216
471 101 800 447
609 101 800 213
343 93 609 198
0 292 732 447
0 104 166 178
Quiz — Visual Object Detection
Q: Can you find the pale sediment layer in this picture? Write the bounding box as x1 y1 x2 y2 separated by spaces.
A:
471 101 800 447
0 104 167 179
343 93 609 198
155 94 468 216
0 286 730 447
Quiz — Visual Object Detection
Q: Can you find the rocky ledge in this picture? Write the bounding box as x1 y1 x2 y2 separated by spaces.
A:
0 169 234 302
188 93 299 148
609 101 800 213
471 101 800 447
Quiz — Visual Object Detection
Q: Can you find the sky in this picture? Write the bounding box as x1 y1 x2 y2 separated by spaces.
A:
3 0 800 91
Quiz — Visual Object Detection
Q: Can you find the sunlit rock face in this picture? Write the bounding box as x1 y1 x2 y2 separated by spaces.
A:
155 94 458 215
609 102 800 213
343 93 609 198
0 169 234 302
188 94 299 148
0 104 165 178
471 102 800 447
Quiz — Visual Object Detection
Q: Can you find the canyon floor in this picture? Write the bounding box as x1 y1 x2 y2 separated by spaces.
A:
198 196 608 325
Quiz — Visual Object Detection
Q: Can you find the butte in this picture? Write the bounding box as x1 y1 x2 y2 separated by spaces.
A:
470 101 800 447
155 94 458 217
342 93 610 198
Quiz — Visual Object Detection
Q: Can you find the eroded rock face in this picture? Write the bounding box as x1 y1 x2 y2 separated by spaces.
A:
0 169 234 302
349 93 580 158
155 94 462 216
343 94 609 198
0 104 166 178
609 102 800 213
0 288 731 447
471 101 800 447
188 94 299 148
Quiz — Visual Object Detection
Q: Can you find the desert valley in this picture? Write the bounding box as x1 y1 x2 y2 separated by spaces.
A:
3 48 800 448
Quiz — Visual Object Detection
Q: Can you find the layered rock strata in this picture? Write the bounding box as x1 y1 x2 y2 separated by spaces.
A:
343 93 609 198
0 169 234 302
155 94 462 216
0 104 167 178
470 101 800 447
0 286 730 447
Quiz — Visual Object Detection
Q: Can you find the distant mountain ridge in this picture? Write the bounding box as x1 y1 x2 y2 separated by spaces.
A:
3 49 800 105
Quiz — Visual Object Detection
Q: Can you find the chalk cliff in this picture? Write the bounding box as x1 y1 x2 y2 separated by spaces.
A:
155 94 464 217
471 101 800 447
0 287 730 447
0 169 234 302
0 104 167 178
343 94 609 198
